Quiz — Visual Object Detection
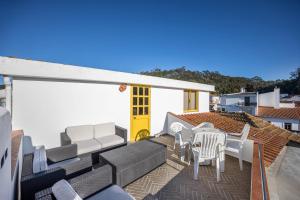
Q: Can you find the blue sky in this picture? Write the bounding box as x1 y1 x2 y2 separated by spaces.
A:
0 0 299 80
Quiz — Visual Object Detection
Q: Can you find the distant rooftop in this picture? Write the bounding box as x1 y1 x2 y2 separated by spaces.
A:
258 106 300 120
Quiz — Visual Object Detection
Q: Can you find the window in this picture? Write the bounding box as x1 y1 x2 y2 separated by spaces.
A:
284 123 292 131
244 96 250 106
184 90 198 112
132 86 150 116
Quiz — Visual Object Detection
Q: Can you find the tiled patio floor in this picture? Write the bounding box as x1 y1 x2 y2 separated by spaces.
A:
125 135 251 200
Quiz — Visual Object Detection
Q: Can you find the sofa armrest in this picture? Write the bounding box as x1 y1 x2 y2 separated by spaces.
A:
115 125 127 142
21 167 65 200
60 132 71 146
46 144 78 164
35 165 112 200
69 164 113 199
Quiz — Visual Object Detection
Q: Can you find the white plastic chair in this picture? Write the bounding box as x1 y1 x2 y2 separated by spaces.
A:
193 122 214 130
170 122 192 162
191 131 225 182
225 124 250 171
191 122 216 135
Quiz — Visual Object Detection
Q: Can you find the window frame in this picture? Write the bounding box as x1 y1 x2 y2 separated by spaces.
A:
183 90 199 113
284 122 292 131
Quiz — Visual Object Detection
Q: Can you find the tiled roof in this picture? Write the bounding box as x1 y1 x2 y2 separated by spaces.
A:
11 130 23 178
171 112 300 167
257 106 300 120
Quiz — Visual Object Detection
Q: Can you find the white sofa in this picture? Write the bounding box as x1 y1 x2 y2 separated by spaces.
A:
62 122 126 155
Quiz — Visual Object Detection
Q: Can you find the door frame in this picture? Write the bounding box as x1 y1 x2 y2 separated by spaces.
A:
130 84 151 142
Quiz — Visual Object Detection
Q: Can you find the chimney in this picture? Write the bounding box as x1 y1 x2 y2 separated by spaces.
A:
240 88 246 93
274 87 280 109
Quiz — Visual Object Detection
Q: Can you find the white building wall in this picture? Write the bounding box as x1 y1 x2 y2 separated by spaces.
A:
292 123 299 132
225 97 240 105
199 91 210 113
258 91 275 107
279 102 295 108
258 88 280 108
12 79 211 148
12 79 130 148
0 108 12 200
150 87 183 135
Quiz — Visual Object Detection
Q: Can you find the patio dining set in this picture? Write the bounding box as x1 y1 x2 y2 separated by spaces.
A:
170 121 250 182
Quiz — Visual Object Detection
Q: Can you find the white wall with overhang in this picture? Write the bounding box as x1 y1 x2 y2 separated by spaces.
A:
0 57 214 148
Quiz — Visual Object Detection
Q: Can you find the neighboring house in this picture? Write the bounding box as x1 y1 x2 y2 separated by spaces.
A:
257 88 300 133
257 106 300 133
218 87 300 133
209 95 220 111
0 56 214 148
218 88 258 115
280 95 300 108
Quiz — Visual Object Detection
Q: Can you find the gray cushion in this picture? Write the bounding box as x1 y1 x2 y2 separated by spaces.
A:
66 125 94 142
48 157 81 170
94 122 115 138
75 139 101 155
33 145 48 174
95 135 124 148
86 185 134 200
52 179 82 200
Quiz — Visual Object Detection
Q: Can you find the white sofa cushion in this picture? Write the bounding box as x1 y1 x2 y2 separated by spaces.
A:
94 122 115 138
33 145 48 174
66 125 94 142
95 135 124 149
52 180 82 200
74 139 102 155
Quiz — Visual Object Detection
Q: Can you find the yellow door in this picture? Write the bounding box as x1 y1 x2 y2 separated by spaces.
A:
130 85 151 142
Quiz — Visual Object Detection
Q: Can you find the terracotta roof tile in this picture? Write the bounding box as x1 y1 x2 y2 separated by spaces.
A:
171 112 300 167
257 106 300 120
11 130 23 178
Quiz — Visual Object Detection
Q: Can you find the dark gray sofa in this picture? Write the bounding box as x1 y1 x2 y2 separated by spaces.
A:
100 140 167 187
21 143 92 200
35 164 134 200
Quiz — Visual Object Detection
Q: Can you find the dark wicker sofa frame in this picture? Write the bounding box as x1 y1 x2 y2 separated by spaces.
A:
21 144 92 200
35 164 113 200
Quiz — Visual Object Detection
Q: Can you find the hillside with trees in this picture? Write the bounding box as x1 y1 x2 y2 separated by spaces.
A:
140 67 300 95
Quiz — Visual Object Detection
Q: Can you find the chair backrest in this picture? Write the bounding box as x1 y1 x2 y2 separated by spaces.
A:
197 122 214 129
192 131 225 159
170 122 186 133
240 124 250 142
170 122 188 145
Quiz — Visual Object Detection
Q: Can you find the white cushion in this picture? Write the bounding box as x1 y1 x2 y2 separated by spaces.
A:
52 180 82 200
94 122 115 138
74 139 101 155
33 145 48 174
95 135 124 148
66 125 94 142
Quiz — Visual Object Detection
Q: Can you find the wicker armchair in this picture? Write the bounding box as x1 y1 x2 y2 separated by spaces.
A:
35 164 115 200
21 143 92 200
